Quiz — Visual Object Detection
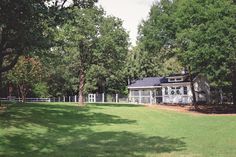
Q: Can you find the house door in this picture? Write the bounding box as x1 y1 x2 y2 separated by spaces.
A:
155 88 163 103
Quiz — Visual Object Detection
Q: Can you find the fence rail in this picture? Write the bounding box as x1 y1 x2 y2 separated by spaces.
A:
0 93 129 103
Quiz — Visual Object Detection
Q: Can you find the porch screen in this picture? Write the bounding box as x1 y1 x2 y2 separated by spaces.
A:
140 90 151 103
130 90 139 103
130 90 151 104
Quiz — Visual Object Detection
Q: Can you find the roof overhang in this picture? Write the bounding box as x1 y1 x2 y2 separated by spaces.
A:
128 86 161 89
160 82 191 86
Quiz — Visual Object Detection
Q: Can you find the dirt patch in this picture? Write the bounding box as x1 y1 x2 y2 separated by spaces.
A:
146 104 236 116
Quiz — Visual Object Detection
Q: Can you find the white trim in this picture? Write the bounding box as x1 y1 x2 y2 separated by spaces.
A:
128 83 191 89
168 78 184 83
166 76 185 79
161 82 191 86
128 86 161 89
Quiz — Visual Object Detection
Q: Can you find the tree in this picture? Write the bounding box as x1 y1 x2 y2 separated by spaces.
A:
174 0 236 106
136 0 236 108
136 0 182 78
125 45 182 79
6 56 44 102
89 16 129 94
0 0 49 97
56 7 103 105
0 0 98 97
55 7 129 105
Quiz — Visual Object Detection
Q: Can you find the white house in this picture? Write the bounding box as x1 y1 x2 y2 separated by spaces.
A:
128 73 210 104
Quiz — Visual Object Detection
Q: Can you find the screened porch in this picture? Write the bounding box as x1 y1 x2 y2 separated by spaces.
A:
129 88 162 104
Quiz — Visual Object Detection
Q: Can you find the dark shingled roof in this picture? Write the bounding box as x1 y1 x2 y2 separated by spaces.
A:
128 77 168 88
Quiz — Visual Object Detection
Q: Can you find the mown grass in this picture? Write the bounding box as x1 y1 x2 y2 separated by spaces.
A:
0 103 236 157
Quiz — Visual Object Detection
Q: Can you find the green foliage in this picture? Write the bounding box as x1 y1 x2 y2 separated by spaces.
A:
33 82 50 98
6 56 44 100
175 0 236 87
7 56 43 85
136 0 236 100
126 45 182 78
132 0 183 78
54 6 129 97
0 0 54 73
90 16 129 94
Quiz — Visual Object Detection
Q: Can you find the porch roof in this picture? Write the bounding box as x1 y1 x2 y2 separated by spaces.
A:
128 77 168 88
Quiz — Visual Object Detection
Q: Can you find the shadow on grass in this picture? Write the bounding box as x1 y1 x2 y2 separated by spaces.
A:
89 103 144 108
0 103 186 157
0 103 136 129
59 131 186 157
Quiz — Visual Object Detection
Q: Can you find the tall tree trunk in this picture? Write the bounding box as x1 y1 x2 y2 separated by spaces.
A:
0 72 2 106
0 57 3 98
232 67 236 110
0 72 2 98
79 69 85 105
19 84 27 102
188 66 197 109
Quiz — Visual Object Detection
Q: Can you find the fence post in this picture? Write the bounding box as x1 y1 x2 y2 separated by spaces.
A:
48 98 51 102
63 96 65 102
69 96 71 102
53 97 55 102
75 95 77 102
116 94 118 103
59 97 61 102
102 93 105 103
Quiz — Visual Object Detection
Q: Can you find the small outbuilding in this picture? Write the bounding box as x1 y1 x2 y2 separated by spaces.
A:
128 73 210 104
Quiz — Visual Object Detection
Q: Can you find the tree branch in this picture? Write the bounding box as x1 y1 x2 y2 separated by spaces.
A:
0 54 20 73
0 48 17 57
61 0 68 9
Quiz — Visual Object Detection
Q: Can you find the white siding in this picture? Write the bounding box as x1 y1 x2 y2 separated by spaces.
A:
162 85 192 104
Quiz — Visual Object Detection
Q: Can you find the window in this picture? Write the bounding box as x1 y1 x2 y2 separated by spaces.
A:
176 87 181 95
141 90 150 96
183 86 188 95
170 87 175 95
170 86 182 95
131 90 139 96
176 78 182 81
169 77 183 82
165 87 168 95
156 88 162 96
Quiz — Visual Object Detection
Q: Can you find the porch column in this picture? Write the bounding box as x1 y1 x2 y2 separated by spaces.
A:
139 90 142 104
162 87 165 103
150 90 153 104
129 90 131 103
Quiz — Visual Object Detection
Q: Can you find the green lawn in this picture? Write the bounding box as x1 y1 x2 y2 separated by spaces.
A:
1 103 236 157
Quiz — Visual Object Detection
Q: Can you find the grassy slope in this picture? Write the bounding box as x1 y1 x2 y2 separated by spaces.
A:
0 103 236 157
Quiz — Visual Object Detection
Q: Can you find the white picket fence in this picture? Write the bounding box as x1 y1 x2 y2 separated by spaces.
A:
0 93 129 103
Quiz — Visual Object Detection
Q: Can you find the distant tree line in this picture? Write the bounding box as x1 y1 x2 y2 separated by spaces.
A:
0 0 129 105
0 0 235 107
